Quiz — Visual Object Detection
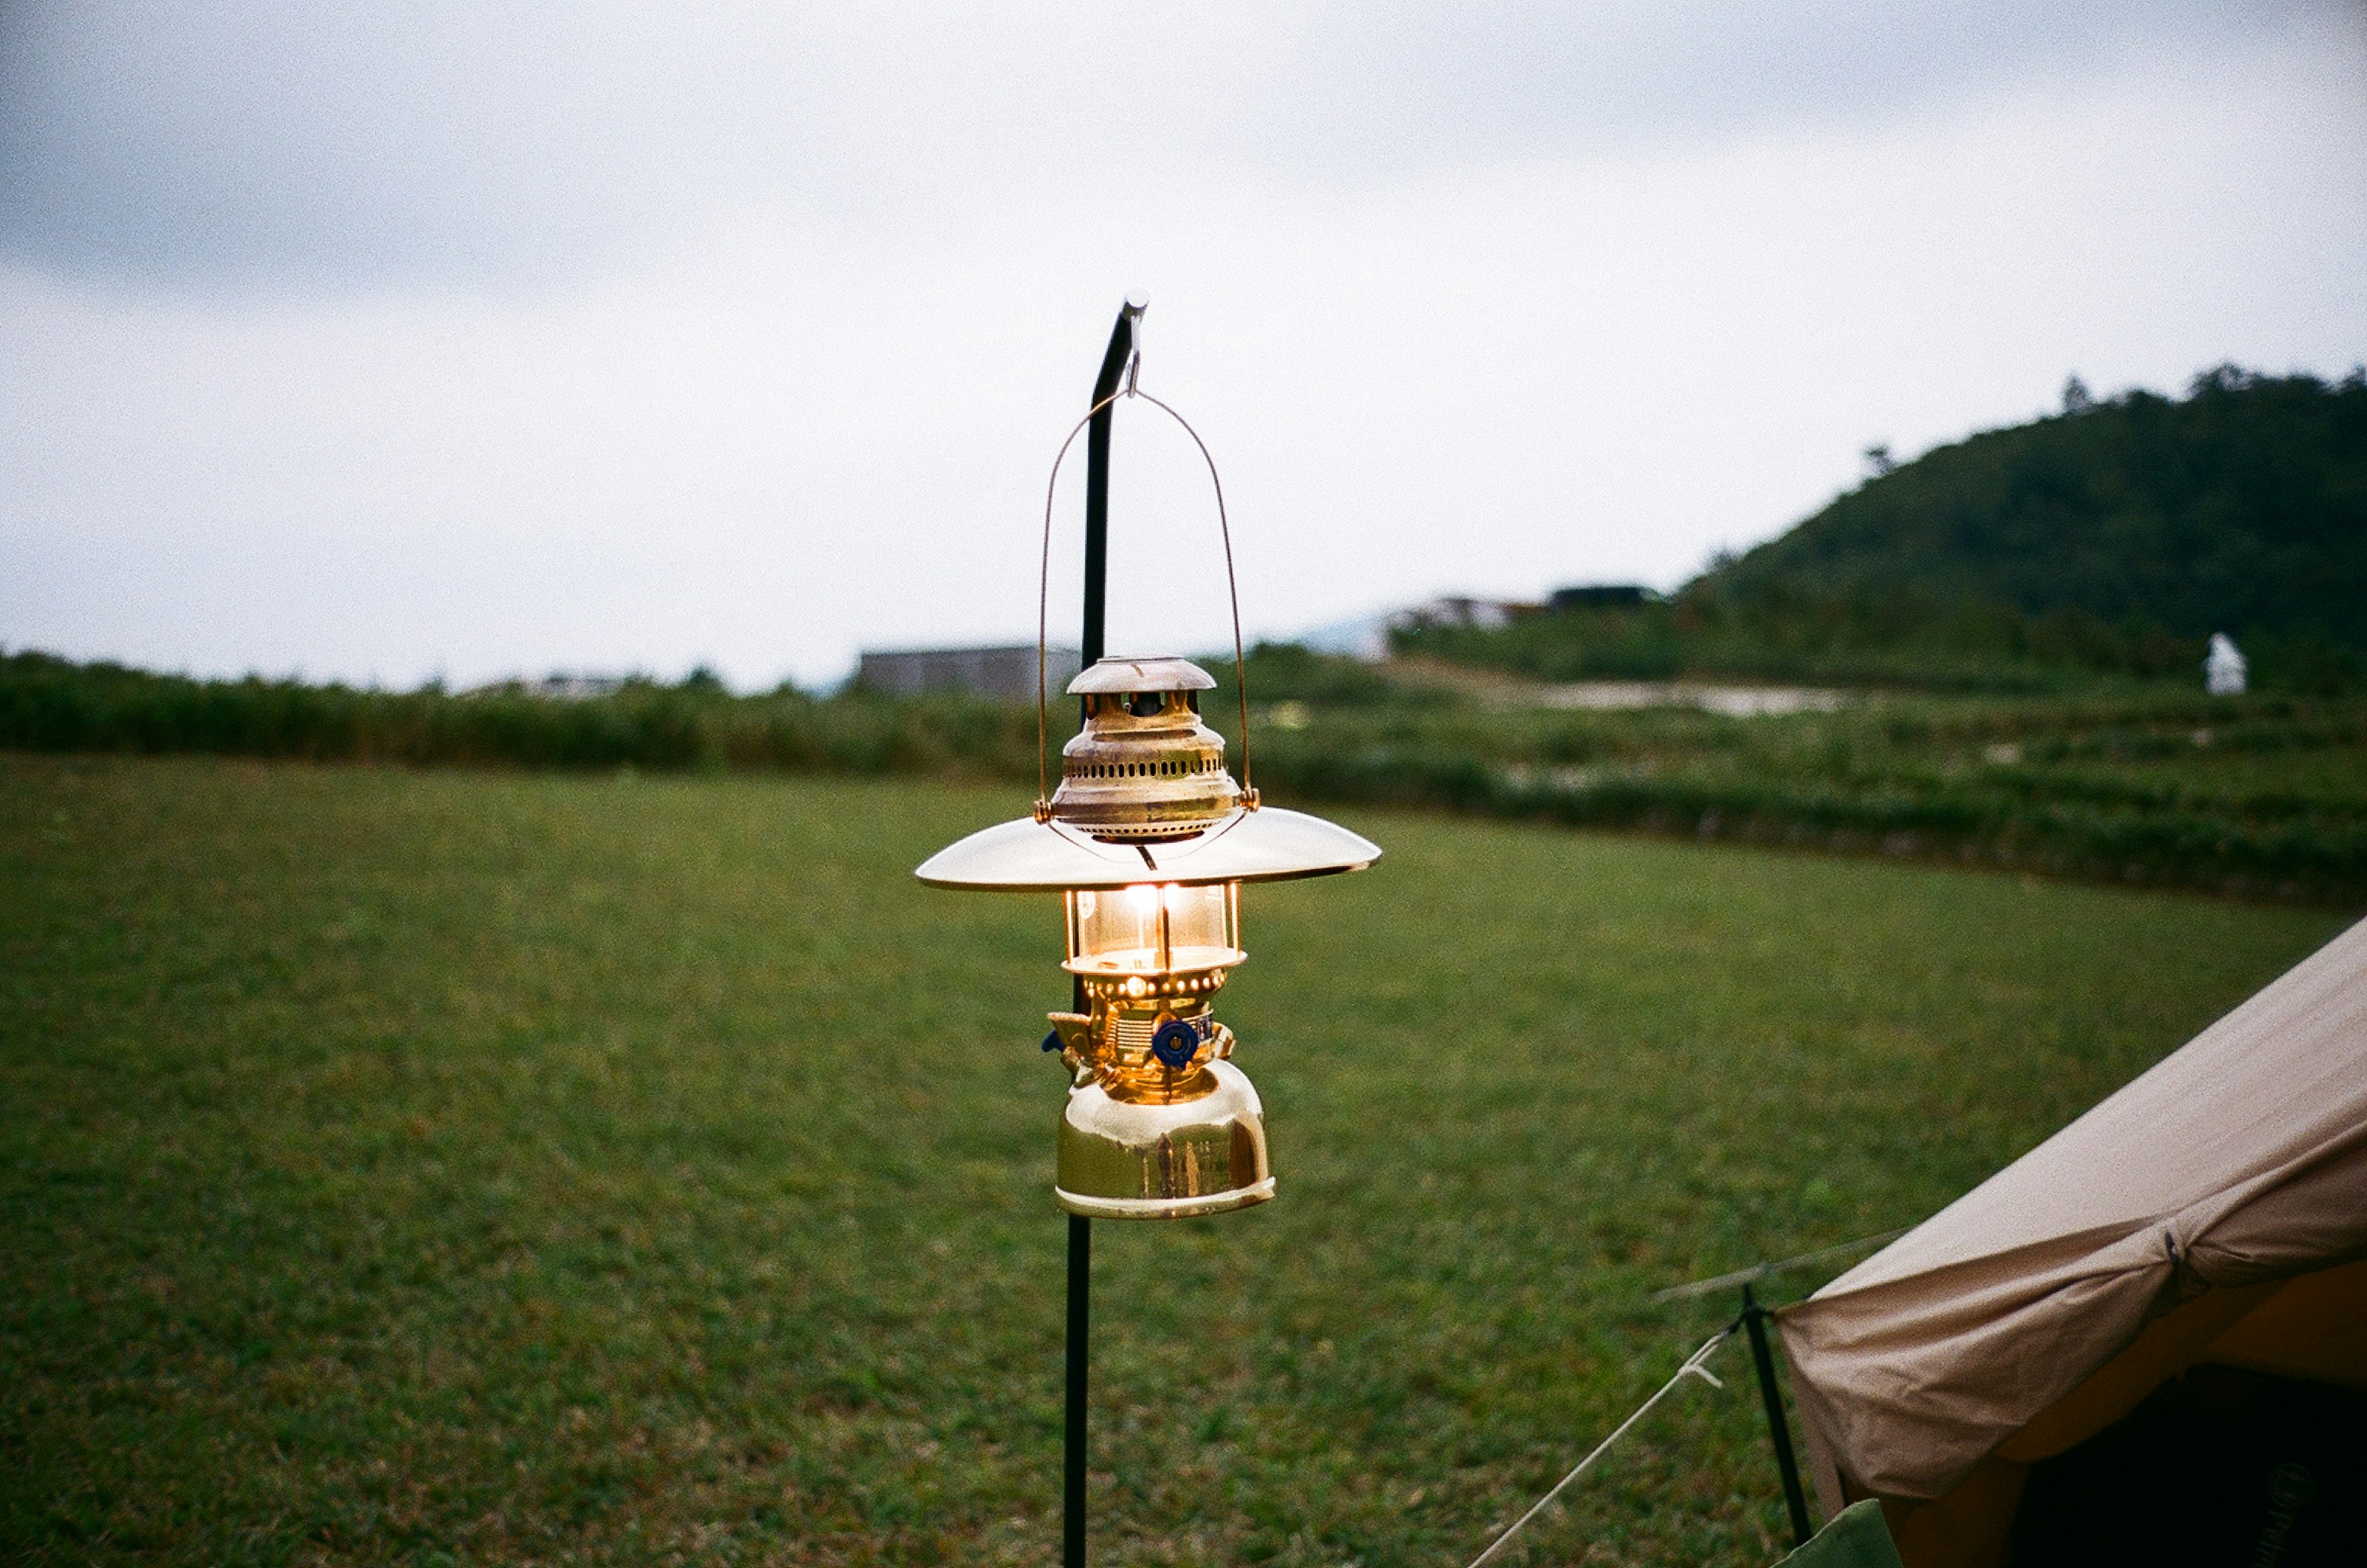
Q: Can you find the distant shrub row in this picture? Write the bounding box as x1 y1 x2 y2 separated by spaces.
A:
1230 693 2367 905
1251 745 2367 905
0 653 1038 779
7 649 2361 904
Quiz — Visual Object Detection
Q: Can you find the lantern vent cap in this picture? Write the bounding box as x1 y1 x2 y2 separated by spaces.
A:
1068 656 1217 696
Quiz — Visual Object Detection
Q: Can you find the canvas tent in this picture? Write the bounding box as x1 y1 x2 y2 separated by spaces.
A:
1777 915 2367 1567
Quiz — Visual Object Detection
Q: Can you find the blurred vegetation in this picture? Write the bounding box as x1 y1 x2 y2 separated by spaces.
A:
1228 685 2367 906
7 647 2365 904
1 757 2347 1564
1400 368 2367 694
1213 649 2367 905
0 651 1040 778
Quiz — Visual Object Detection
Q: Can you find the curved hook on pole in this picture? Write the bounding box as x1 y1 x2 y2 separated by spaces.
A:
1036 379 1254 818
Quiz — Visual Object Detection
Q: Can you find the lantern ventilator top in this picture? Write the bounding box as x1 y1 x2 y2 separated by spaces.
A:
914 656 1379 891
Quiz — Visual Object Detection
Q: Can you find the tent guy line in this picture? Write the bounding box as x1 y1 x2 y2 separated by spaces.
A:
1463 1323 1738 1568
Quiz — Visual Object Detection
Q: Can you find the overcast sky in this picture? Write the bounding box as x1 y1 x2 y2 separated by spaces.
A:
3 2 2362 690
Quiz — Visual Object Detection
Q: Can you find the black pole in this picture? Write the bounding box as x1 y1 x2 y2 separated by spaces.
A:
1081 303 1140 674
1063 1212 1090 1568
1743 1284 1813 1548
1064 301 1139 1568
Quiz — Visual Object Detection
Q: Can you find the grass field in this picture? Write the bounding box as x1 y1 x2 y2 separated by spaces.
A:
1 756 2351 1566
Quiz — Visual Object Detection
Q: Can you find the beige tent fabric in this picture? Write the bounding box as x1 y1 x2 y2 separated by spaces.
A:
1776 914 2367 1517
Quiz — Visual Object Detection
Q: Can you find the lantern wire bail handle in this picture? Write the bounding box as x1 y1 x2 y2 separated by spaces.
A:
1034 352 1254 821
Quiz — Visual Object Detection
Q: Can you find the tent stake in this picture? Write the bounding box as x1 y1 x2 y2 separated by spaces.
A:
1743 1283 1813 1548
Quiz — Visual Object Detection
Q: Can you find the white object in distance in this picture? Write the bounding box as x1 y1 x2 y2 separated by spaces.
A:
2205 632 2247 695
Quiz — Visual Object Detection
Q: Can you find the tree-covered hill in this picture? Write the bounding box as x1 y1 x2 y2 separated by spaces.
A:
1397 367 2366 692
1711 367 2366 651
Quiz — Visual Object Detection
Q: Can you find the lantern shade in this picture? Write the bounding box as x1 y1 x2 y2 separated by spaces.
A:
915 805 1380 891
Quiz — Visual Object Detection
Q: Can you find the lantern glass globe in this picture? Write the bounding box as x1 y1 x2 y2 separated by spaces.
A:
1065 881 1242 976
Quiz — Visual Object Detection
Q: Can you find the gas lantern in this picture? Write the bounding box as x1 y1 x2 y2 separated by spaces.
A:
914 357 1379 1220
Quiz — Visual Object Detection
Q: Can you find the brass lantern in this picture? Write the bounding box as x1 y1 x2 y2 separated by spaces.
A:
917 655 1379 1219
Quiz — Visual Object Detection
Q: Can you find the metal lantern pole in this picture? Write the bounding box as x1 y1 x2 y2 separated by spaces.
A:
1082 303 1140 673
1066 299 1141 1568
919 300 1368 1566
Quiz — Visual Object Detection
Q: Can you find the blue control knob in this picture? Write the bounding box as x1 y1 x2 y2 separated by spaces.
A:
1150 1018 1200 1070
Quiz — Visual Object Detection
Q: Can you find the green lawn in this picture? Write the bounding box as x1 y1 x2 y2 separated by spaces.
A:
1 756 2349 1566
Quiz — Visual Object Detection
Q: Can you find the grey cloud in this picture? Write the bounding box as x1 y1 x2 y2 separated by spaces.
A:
0 0 2347 293
1283 1 2336 165
0 0 812 291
